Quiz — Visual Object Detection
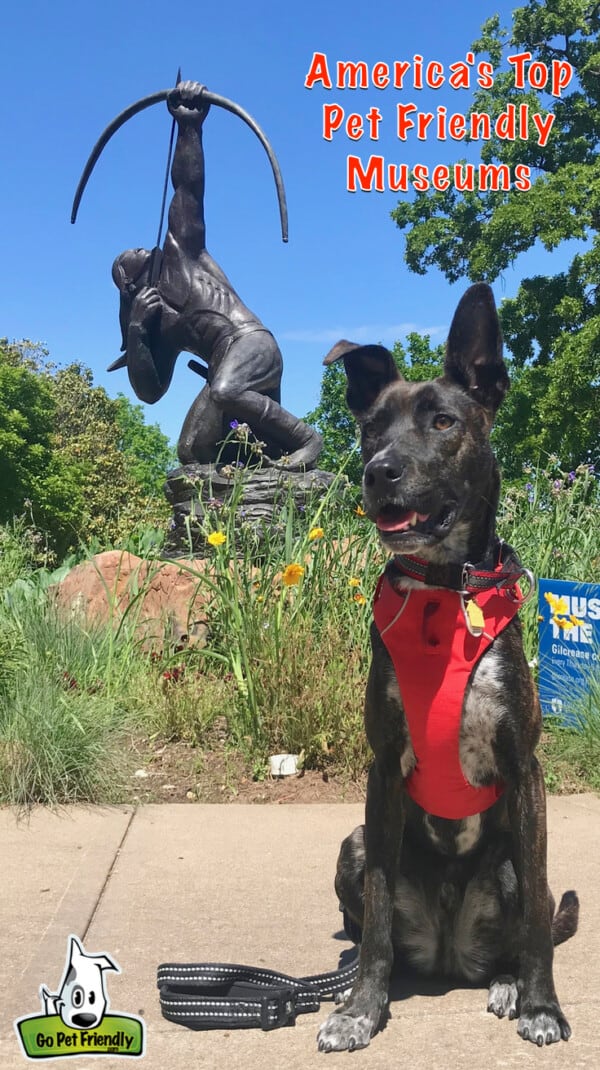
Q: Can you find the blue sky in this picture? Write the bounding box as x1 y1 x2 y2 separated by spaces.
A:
1 0 576 449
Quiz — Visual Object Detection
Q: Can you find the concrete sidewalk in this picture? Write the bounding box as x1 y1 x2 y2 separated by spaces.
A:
1 796 598 1069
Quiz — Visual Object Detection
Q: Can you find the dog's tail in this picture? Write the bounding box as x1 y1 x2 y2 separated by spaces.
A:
552 890 579 946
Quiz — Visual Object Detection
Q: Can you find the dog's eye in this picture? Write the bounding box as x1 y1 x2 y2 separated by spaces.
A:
362 412 389 439
432 413 455 430
72 986 84 1008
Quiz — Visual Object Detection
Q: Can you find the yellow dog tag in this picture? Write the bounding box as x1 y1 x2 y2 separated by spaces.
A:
463 597 485 636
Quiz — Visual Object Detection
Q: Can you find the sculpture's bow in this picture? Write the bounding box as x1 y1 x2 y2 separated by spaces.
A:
71 87 288 242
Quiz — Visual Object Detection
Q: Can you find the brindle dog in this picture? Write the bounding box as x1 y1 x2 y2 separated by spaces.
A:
317 284 578 1052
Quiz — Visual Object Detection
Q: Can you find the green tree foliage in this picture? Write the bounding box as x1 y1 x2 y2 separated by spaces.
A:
48 364 172 545
306 360 359 482
0 342 173 556
114 394 178 496
392 0 600 476
0 341 57 518
393 333 445 382
0 341 82 551
306 334 444 484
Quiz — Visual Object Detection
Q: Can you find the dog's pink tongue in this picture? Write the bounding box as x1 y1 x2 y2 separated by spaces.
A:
377 510 429 533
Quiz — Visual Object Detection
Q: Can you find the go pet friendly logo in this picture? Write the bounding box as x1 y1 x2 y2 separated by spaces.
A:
15 935 145 1060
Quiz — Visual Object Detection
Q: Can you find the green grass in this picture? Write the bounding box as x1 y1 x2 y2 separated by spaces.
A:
498 462 599 662
542 667 600 793
0 461 598 806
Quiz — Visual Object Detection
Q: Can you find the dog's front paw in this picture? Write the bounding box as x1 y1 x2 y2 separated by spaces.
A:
517 1003 571 1046
317 1010 375 1052
487 975 518 1019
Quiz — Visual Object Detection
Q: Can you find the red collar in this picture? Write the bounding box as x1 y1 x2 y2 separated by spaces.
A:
392 547 534 602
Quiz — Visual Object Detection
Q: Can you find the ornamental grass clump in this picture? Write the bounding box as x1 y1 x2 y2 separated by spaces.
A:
0 589 137 805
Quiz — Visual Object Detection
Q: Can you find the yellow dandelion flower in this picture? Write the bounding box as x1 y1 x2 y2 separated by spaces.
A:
348 577 361 587
353 592 367 605
552 616 574 631
207 531 226 547
308 527 324 541
355 505 366 517
569 614 585 626
544 592 568 614
282 563 304 587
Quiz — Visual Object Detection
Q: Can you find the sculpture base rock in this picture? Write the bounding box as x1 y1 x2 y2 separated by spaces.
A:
163 462 340 557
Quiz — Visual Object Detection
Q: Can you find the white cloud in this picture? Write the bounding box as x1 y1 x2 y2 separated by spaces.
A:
280 323 447 344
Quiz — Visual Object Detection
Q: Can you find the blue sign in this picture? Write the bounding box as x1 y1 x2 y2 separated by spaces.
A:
538 578 600 724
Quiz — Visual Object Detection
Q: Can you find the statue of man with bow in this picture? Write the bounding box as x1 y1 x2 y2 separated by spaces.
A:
74 80 322 470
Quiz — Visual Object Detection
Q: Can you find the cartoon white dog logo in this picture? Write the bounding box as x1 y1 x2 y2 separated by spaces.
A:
39 935 119 1029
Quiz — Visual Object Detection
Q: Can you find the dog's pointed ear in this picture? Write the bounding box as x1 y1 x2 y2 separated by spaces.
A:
443 284 509 414
68 936 85 964
94 953 120 974
323 339 400 418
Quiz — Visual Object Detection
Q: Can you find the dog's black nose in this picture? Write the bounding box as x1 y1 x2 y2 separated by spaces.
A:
364 457 404 493
72 1013 98 1027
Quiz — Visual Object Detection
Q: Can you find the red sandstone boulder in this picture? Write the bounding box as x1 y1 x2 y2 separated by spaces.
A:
52 551 210 650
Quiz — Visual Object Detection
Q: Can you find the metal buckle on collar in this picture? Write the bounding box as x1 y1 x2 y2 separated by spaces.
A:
505 566 536 605
461 560 536 605
260 989 297 1030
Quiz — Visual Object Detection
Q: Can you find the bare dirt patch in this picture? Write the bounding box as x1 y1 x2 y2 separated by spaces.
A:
121 727 594 805
123 734 367 805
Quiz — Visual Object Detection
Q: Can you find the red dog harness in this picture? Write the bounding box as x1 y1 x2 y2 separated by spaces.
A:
373 564 523 820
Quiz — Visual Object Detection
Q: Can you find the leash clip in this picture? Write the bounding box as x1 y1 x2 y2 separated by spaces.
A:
460 562 475 595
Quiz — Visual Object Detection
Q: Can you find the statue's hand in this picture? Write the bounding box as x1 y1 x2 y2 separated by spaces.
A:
167 81 210 124
130 287 162 328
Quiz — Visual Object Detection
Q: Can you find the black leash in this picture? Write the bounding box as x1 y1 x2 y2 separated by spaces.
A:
157 951 359 1031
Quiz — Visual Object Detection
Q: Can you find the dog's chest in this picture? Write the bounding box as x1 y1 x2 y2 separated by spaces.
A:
375 578 512 821
416 645 507 856
458 643 506 786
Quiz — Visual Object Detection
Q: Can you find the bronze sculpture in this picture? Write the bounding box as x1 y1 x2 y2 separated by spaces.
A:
72 80 322 470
